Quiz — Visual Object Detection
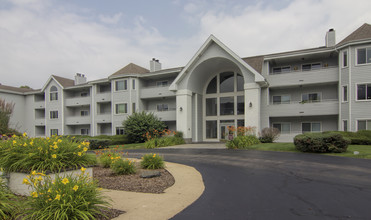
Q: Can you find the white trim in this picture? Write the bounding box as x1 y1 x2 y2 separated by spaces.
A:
114 103 128 115
355 82 371 101
355 118 371 131
114 79 128 92
301 121 322 133
342 85 348 103
342 119 348 131
272 122 291 134
355 46 371 66
341 50 349 68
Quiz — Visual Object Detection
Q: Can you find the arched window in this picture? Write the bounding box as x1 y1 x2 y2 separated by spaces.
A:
50 86 58 101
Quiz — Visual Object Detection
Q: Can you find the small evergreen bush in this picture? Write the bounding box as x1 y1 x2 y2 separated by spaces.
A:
141 153 164 169
111 159 136 175
259 127 280 143
294 132 350 153
226 135 260 149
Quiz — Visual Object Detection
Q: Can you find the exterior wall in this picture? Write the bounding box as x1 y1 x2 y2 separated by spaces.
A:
0 92 27 133
45 81 64 136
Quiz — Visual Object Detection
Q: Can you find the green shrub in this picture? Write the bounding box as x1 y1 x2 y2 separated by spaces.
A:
86 139 110 150
111 159 136 175
174 131 183 138
0 135 96 173
98 151 122 168
226 135 260 149
322 131 371 145
259 127 280 143
22 169 110 220
294 132 350 153
123 111 166 143
0 177 20 219
144 136 185 149
141 153 164 169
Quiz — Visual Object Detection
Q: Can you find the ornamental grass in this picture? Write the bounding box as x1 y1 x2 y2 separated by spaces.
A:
0 134 96 173
22 168 110 220
141 153 164 169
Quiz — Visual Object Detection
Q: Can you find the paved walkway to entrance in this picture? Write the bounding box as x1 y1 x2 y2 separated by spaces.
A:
161 143 226 149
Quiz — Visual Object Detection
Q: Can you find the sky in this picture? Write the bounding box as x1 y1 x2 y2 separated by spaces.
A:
0 0 371 89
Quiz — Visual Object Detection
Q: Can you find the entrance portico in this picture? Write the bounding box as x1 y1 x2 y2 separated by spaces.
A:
170 35 267 142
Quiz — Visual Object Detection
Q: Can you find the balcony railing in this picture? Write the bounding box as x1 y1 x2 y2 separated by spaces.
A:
267 99 338 117
34 118 45 126
266 66 339 87
95 114 112 123
140 86 175 99
34 101 45 109
95 92 111 102
65 116 91 125
65 97 91 107
145 109 176 121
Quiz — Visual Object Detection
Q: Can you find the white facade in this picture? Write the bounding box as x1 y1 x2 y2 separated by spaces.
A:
2 24 371 142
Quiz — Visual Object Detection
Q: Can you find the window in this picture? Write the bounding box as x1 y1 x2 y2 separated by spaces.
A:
357 47 371 64
81 128 89 135
50 86 58 101
81 92 89 97
81 110 89 116
50 129 58 136
273 123 291 134
156 81 168 87
132 103 136 113
220 72 234 93
302 93 321 103
272 95 291 104
302 122 321 133
342 51 348 67
115 103 127 114
272 66 291 74
206 77 217 94
220 97 234 115
343 85 348 102
206 98 217 116
237 74 244 91
157 104 169 112
50 111 58 119
302 63 321 71
115 80 127 91
343 120 348 132
357 84 371 100
116 127 125 135
358 120 371 130
206 120 217 139
237 96 244 115
132 79 136 90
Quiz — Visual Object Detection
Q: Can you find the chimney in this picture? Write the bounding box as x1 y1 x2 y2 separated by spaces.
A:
74 73 87 85
325 28 336 47
150 58 162 72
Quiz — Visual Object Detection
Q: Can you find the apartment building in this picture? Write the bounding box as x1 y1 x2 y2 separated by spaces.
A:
1 23 371 142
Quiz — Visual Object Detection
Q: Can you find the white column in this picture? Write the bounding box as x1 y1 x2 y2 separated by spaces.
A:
176 89 192 140
244 83 261 134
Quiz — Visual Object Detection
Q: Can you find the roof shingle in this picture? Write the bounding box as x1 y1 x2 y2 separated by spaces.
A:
52 75 75 88
110 63 149 77
337 23 371 46
0 84 34 93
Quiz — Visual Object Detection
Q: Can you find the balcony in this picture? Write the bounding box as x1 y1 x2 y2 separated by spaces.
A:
95 93 111 102
140 86 175 99
65 97 91 107
65 116 91 125
266 66 338 87
266 99 339 117
34 118 45 126
95 114 112 123
145 109 176 121
34 101 45 109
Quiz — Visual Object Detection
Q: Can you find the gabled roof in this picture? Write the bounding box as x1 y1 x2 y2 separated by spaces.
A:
337 23 371 47
170 35 266 91
109 63 149 78
52 75 74 88
0 84 35 94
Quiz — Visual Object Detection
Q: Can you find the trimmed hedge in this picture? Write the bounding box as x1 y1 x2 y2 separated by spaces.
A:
294 132 350 153
322 130 371 145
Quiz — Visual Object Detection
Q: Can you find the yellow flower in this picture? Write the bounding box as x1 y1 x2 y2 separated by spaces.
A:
153 154 156 158
55 194 61 200
47 189 51 193
36 176 43 181
12 134 17 138
52 154 57 159
31 191 38 198
77 145 81 149
73 185 79 191
53 145 58 149
37 172 46 176
31 170 37 175
77 152 82 156
23 143 27 147
23 132 27 137
30 141 34 146
57 139 62 143
22 178 30 185
80 167 86 172
61 178 69 185
83 147 88 152
13 140 16 144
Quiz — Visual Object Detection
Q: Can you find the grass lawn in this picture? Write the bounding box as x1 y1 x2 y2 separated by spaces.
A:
108 143 146 150
248 143 371 159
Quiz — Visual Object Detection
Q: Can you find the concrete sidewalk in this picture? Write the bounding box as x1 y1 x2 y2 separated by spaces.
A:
104 161 205 220
160 143 226 149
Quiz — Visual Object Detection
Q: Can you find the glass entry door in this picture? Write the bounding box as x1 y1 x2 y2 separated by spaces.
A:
220 120 234 140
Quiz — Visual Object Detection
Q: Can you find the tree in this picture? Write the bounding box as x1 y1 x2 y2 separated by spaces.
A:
123 111 166 143
0 98 15 134
19 85 31 89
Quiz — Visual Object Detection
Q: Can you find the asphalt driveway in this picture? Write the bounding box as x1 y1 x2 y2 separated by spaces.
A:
126 148 371 220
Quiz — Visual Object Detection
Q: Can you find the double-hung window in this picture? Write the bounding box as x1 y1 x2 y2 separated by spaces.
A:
115 80 127 91
272 95 291 104
81 128 89 135
358 120 371 130
357 84 371 100
302 63 321 71
272 66 291 74
115 103 127 114
302 122 321 133
50 111 58 119
357 47 371 64
50 86 58 101
116 127 125 135
342 51 348 67
81 110 89 116
157 104 169 112
156 81 168 87
342 85 348 102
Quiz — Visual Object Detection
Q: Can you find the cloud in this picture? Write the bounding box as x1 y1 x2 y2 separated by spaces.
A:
99 12 123 24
